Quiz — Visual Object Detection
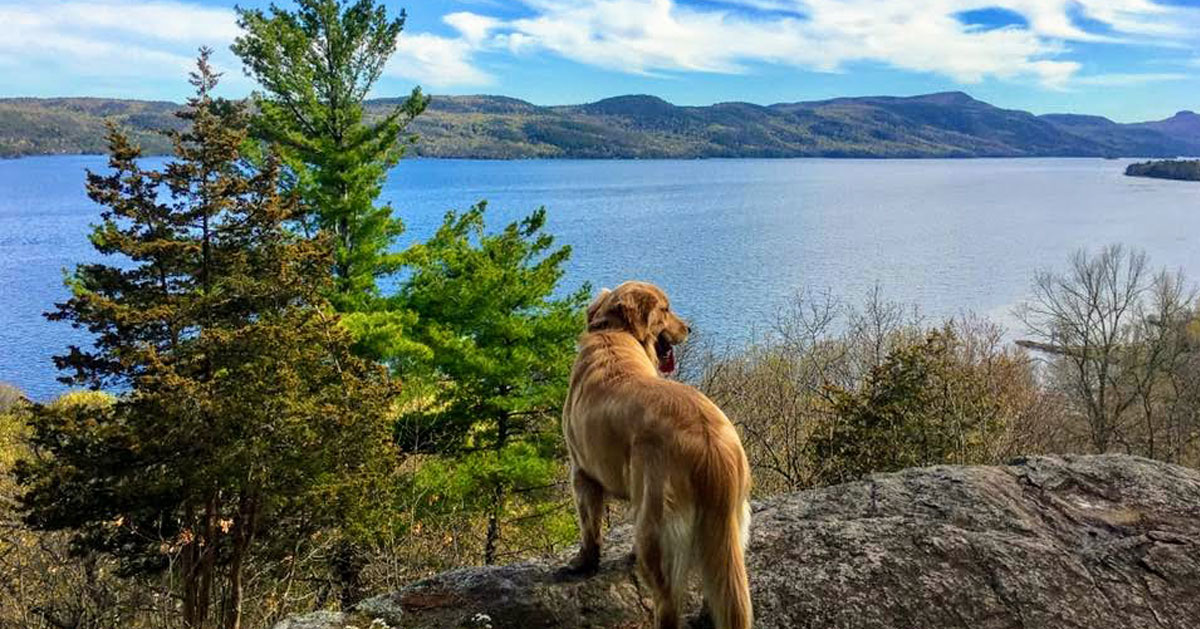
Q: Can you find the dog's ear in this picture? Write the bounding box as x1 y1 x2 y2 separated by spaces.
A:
586 288 613 329
615 289 656 341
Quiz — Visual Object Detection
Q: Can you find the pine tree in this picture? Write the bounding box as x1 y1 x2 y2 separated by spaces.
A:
232 0 428 310
18 51 398 629
232 2 427 598
393 202 588 564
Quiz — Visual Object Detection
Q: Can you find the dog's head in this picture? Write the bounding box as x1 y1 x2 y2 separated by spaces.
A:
586 281 690 375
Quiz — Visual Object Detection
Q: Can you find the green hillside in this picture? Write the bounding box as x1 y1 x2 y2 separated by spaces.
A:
3 92 1198 159
0 98 181 156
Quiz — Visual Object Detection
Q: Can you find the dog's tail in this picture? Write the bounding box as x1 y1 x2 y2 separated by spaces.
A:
694 434 752 629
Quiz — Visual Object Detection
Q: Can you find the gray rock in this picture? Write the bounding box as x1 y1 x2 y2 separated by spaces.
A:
276 455 1200 629
271 611 350 629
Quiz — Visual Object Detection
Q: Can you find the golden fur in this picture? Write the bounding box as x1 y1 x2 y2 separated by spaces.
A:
561 281 752 629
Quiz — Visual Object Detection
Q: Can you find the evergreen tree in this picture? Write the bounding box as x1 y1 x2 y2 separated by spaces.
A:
18 51 398 629
815 328 1008 485
232 0 428 310
393 203 588 564
232 0 589 571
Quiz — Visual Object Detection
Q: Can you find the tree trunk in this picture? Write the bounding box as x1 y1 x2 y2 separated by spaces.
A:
182 502 201 628
198 493 218 625
333 540 367 610
484 482 504 565
484 412 509 565
223 492 257 629
224 548 244 629
182 545 197 627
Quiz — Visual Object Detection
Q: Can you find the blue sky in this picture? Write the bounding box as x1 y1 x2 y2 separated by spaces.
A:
2 0 1199 121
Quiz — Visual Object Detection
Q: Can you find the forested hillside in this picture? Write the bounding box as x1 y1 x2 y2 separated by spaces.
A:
0 98 180 156
4 92 1198 159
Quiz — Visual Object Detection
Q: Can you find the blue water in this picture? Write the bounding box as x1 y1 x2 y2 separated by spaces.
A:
3 156 1199 400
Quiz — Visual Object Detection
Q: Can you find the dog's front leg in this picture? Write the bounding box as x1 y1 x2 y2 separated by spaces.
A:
563 466 604 576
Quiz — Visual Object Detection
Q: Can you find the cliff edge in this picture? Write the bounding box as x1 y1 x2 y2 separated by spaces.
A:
276 455 1200 629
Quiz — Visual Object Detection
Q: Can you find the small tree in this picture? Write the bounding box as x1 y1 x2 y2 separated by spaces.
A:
814 328 1009 485
233 1 429 599
1019 247 1200 462
0 390 153 629
233 0 428 310
391 202 588 564
1017 245 1158 453
1125 269 1197 459
18 52 398 629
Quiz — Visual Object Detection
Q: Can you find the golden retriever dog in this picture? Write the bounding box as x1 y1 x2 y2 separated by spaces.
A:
561 281 752 629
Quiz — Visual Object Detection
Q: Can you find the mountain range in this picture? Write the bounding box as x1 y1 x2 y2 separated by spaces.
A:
3 91 1199 159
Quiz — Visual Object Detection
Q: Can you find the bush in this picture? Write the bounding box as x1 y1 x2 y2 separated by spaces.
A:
815 327 1011 484
682 290 1048 493
0 387 164 629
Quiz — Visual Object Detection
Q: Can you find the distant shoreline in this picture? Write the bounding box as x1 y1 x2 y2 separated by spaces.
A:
4 91 1199 161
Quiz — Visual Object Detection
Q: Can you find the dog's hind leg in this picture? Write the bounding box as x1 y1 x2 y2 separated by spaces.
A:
636 506 683 629
634 451 687 629
565 465 605 575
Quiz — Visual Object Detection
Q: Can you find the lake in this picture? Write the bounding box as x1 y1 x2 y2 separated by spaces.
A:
2 156 1199 400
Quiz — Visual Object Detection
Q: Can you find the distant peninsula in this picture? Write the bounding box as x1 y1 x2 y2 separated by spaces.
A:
1125 159 1200 181
3 92 1199 160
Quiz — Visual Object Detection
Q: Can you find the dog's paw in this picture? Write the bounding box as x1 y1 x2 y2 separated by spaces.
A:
554 551 601 581
553 564 596 582
553 562 599 582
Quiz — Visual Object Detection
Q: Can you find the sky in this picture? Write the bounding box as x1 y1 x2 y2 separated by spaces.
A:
2 0 1199 122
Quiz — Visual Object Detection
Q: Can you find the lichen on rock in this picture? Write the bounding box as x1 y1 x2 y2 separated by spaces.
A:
276 455 1200 629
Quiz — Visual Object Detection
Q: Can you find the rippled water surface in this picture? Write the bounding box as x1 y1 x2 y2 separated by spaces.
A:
3 156 1198 399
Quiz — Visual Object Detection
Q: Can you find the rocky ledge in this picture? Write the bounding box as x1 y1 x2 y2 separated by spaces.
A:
276 455 1200 629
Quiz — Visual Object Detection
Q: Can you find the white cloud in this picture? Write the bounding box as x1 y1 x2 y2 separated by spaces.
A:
380 11 502 87
389 32 493 88
0 0 245 93
0 0 1196 97
0 0 494 96
453 0 1200 88
443 12 503 46
43 0 240 43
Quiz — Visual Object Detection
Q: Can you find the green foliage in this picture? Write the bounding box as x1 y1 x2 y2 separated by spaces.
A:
411 442 561 509
392 203 587 446
17 52 399 629
392 202 588 563
1 387 155 629
44 389 116 411
341 307 430 366
229 0 593 569
813 328 1008 485
0 383 28 514
232 0 428 309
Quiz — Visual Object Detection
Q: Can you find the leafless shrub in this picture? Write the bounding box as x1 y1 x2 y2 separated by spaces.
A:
682 287 1040 494
1017 246 1200 465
